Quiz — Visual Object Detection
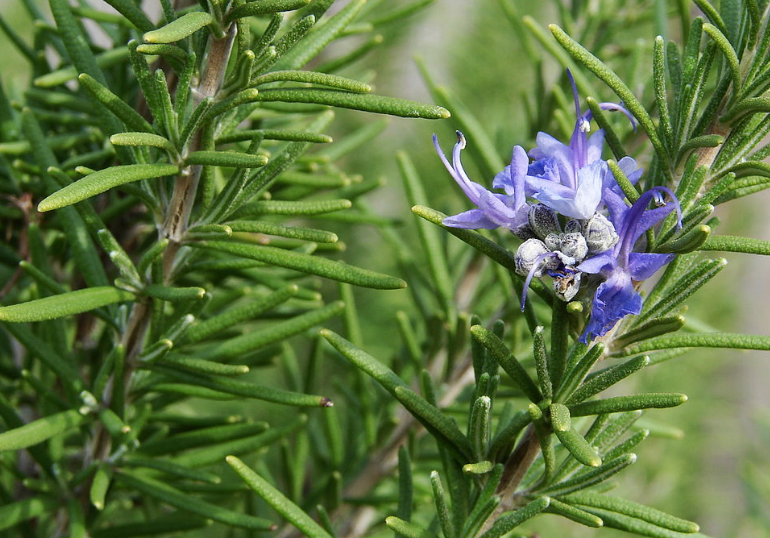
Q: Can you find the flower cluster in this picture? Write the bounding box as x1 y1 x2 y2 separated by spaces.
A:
434 75 679 342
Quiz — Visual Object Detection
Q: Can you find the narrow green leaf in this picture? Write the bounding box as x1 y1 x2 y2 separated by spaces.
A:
253 88 449 119
679 134 724 155
233 199 351 217
0 497 57 532
691 0 729 37
554 343 605 403
656 225 711 254
702 23 741 96
479 497 551 538
110 132 175 152
228 221 337 243
603 429 650 460
38 164 179 211
469 396 492 461
140 421 268 456
489 411 531 462
398 151 456 322
218 128 332 144
102 0 154 31
184 151 268 168
222 111 335 218
462 497 500 538
143 12 214 43
123 457 220 483
541 454 636 496
151 364 332 407
227 455 332 538
723 96 770 123
321 329 406 395
394 386 474 461
91 515 211 538
613 316 686 349
416 59 504 178
89 463 112 510
567 356 650 404
430 471 455 538
227 0 310 23
251 70 370 93
78 74 154 132
172 416 305 470
136 43 190 64
653 36 673 146
201 301 344 361
637 258 726 324
554 428 602 468
568 394 687 416
577 507 700 538
397 447 413 530
265 15 315 70
193 241 406 289
462 461 495 474
49 0 107 85
545 497 603 528
607 160 640 202
0 409 85 450
159 355 249 376
21 110 111 288
470 325 542 403
184 285 297 343
3 322 81 390
0 287 134 322
549 403 571 432
116 472 274 530
144 284 206 302
386 517 439 538
618 333 770 355
533 326 552 400
700 234 770 254
273 0 364 70
565 491 699 533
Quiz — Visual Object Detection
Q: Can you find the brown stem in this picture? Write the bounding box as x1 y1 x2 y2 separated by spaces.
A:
161 24 237 276
474 426 541 537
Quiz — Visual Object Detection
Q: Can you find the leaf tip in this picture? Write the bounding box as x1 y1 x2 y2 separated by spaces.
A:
37 197 56 213
321 397 334 407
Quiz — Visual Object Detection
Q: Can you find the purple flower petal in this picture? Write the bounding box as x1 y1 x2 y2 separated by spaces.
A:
627 252 674 281
580 270 643 343
443 209 500 229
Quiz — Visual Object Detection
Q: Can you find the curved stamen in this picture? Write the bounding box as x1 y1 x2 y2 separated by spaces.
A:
520 251 558 311
567 69 587 177
618 186 681 262
433 132 479 203
582 102 637 132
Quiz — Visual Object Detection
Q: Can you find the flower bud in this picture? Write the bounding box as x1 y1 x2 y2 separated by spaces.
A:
528 204 561 240
584 213 619 254
560 232 588 261
564 219 582 234
544 233 561 251
514 238 550 276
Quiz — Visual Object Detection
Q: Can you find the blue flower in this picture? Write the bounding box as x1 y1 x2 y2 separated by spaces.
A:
522 71 637 219
434 131 530 236
577 187 681 343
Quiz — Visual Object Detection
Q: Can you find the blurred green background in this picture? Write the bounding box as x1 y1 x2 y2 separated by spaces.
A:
1 0 769 535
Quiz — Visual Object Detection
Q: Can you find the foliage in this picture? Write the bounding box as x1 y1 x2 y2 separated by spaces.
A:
0 0 768 537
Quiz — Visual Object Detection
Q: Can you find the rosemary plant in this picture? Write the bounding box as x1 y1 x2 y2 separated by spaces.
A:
0 0 769 537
